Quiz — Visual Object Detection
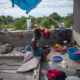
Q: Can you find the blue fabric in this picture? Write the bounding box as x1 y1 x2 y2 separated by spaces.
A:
0 42 3 45
11 0 41 14
25 45 31 51
21 49 27 53
33 48 43 56
39 37 45 43
21 45 31 53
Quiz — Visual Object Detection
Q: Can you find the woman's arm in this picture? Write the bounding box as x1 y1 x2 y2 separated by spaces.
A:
31 38 39 51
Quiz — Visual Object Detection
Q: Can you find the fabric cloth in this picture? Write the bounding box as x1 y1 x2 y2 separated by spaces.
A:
0 42 3 45
43 30 51 39
47 72 56 80
33 47 43 56
25 45 31 51
21 45 31 53
22 51 34 64
17 51 41 72
46 69 66 80
11 0 41 14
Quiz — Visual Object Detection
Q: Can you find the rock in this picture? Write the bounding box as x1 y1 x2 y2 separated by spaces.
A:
0 44 13 54
13 47 24 51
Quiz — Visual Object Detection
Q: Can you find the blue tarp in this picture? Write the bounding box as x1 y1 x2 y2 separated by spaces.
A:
11 0 41 14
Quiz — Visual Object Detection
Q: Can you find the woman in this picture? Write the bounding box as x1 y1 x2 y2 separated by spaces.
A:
31 29 50 60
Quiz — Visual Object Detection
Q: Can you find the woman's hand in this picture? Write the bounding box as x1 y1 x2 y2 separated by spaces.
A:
40 44 44 47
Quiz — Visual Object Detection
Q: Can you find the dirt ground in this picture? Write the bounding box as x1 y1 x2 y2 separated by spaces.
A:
40 47 80 80
0 47 80 80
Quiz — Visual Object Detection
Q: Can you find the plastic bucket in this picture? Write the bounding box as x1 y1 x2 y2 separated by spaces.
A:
44 69 68 80
67 48 80 60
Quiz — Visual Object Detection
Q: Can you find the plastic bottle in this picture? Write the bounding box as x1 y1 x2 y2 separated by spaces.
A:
48 61 57 69
59 60 68 69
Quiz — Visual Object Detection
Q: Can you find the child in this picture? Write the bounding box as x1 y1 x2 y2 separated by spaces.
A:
31 29 50 60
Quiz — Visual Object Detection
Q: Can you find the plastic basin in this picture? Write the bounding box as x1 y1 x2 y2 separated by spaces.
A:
54 44 67 52
67 48 80 60
44 69 68 80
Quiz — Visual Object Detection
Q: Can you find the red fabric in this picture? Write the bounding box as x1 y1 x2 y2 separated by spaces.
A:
46 69 64 80
51 69 64 77
34 27 41 32
43 30 46 38
47 72 56 80
46 30 50 39
34 27 51 39
42 28 45 32
46 31 49 39
36 27 41 31
43 30 50 39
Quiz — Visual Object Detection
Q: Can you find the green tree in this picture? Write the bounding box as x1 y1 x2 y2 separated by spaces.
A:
22 23 27 30
49 13 61 22
40 17 58 29
40 17 50 29
63 14 73 28
0 16 4 29
0 16 6 24
6 16 13 24
30 16 36 26
0 17 3 24
14 17 26 30
36 17 42 25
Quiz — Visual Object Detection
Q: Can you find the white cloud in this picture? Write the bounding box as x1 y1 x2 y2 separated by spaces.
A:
0 0 73 18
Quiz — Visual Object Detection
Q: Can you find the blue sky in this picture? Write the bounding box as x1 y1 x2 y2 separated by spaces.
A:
0 0 73 18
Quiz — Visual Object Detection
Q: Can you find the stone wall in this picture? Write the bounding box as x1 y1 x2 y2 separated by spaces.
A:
73 0 80 33
0 29 72 47
73 0 80 46
0 31 34 47
73 30 80 46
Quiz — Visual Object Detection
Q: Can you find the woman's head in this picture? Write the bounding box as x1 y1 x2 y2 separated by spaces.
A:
34 29 41 40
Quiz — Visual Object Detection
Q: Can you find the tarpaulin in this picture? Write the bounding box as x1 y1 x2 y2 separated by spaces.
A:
11 0 41 14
